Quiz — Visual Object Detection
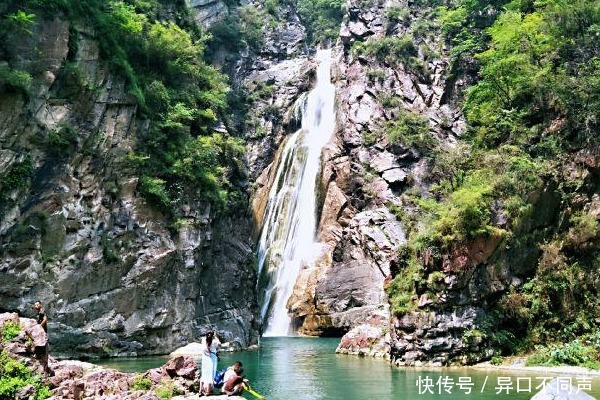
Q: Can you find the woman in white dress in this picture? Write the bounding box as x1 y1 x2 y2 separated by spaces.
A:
200 331 221 395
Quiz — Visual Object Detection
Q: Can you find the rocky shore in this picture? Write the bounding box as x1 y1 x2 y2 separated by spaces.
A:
0 313 243 400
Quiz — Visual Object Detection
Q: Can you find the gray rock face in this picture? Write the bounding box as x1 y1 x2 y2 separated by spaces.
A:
389 307 493 366
326 0 566 367
186 0 229 28
0 18 259 358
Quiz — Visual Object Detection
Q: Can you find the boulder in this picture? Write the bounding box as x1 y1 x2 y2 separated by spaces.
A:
170 342 205 357
163 356 197 380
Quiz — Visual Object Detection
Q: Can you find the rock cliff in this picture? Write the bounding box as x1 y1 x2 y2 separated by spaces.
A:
248 0 564 367
0 14 259 357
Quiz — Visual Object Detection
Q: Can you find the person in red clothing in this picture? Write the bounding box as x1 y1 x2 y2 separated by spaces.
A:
222 361 249 396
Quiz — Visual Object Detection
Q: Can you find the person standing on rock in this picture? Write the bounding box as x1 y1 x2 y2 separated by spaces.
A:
200 331 221 395
31 301 50 375
34 301 47 331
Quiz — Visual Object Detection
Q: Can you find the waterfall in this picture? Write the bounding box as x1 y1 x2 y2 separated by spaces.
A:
257 49 336 336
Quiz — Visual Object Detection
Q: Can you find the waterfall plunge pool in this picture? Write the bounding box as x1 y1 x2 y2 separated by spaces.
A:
95 337 600 399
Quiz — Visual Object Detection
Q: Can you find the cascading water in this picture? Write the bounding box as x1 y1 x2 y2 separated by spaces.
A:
257 49 336 336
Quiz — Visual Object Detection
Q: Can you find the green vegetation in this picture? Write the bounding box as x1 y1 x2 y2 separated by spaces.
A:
1 321 21 342
101 233 120 264
385 109 434 154
48 124 78 158
0 0 248 216
352 36 426 75
0 156 34 218
526 338 600 369
0 64 32 95
0 351 51 400
131 374 152 391
154 378 180 399
386 247 421 315
206 2 284 57
385 0 600 366
297 0 343 45
0 156 33 195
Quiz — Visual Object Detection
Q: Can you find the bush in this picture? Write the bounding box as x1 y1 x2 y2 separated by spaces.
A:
238 5 268 52
386 248 421 315
131 375 152 391
48 124 78 157
138 176 170 210
297 0 343 45
0 351 51 400
526 340 600 368
353 36 418 66
416 174 496 249
1 321 21 342
154 379 180 399
490 356 503 365
0 65 32 94
0 156 33 195
385 109 434 154
207 16 244 55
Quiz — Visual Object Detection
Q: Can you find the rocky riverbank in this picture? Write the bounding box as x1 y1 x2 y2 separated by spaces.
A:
0 313 243 400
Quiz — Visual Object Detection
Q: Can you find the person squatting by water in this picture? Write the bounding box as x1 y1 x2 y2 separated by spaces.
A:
30 301 50 375
222 361 249 396
200 331 221 395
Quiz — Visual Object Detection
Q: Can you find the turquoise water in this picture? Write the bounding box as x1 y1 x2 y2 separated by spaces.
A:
96 337 600 400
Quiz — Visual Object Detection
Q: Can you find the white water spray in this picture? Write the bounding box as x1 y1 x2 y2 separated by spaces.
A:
257 49 336 336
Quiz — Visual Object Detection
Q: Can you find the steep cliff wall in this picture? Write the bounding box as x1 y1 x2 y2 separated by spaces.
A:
251 0 580 368
0 13 259 358
327 0 600 367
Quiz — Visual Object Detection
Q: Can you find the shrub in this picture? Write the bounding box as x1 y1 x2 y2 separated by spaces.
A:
0 351 51 400
418 174 496 248
138 176 170 210
386 248 422 315
0 156 33 195
131 375 152 390
0 65 32 95
385 6 410 26
48 124 78 157
1 321 21 342
238 5 268 52
297 0 343 45
526 340 600 367
566 211 599 247
207 16 244 55
154 379 180 399
385 109 434 154
101 233 120 264
353 36 417 66
490 356 503 365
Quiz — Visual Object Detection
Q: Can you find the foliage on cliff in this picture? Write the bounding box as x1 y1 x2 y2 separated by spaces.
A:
386 0 600 365
297 0 343 45
0 323 51 400
0 0 247 215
